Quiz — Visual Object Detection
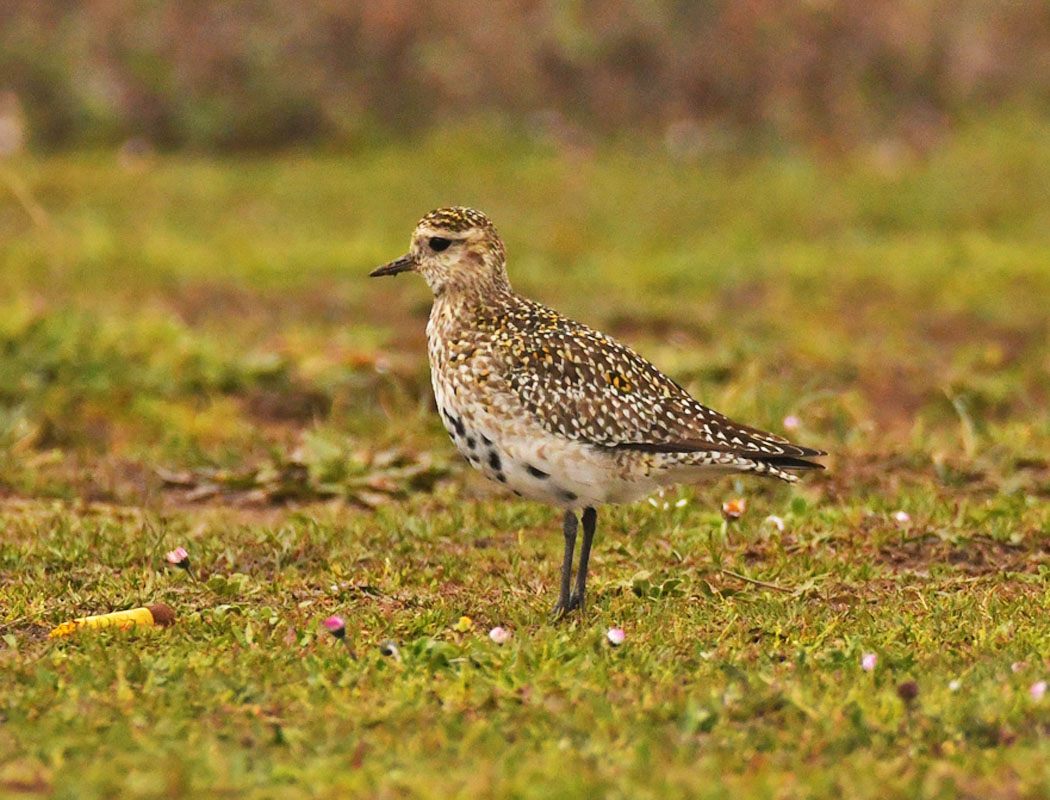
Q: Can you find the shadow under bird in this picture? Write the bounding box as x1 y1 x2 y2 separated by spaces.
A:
372 207 826 619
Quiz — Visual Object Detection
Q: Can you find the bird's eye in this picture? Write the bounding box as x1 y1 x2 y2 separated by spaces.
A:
429 237 452 252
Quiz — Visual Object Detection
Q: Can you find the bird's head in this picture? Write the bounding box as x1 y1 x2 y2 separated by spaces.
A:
371 207 510 296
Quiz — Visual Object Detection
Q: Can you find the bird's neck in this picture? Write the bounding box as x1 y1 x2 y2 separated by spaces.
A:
433 274 515 317
426 281 517 357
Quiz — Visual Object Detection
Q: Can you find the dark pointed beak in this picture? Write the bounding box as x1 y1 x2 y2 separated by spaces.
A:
369 254 416 278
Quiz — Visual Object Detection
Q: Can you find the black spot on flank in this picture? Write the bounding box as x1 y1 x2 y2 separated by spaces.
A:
512 489 523 497
441 408 465 437
496 472 507 483
488 451 501 471
481 434 492 446
466 437 476 449
559 489 578 502
526 464 549 479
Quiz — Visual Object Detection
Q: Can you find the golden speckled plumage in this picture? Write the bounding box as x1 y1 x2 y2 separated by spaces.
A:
372 206 827 617
401 207 824 506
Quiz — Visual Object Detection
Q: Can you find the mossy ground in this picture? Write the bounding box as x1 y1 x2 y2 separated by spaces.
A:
1 114 1049 798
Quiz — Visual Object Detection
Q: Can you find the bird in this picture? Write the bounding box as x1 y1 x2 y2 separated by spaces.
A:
371 207 825 619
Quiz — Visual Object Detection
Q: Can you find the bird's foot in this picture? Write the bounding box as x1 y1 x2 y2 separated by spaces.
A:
549 592 585 621
548 600 570 622
566 590 585 613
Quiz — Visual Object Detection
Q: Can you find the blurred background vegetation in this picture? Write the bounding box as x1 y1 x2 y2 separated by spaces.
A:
1 0 1048 153
1 2 1048 502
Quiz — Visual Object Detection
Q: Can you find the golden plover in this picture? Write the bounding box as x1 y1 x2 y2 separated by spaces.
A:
372 207 825 618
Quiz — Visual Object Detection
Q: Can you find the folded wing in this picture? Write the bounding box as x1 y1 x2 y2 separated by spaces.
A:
499 301 825 470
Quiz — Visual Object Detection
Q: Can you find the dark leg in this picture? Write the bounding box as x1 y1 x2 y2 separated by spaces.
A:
550 510 578 620
567 507 597 612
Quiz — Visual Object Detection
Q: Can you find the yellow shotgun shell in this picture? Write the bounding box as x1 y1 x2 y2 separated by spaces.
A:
48 603 176 638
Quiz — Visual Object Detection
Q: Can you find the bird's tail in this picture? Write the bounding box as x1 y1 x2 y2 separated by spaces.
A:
653 450 824 484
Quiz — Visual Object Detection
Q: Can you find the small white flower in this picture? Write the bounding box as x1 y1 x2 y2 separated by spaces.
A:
948 679 961 692
782 415 801 431
763 515 785 532
892 510 911 526
607 627 626 646
1030 681 1047 701
488 626 511 645
674 498 688 508
861 652 877 671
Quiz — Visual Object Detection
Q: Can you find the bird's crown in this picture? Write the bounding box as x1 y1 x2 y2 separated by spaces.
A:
417 206 496 235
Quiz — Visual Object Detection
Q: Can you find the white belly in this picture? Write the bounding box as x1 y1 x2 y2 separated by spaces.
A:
433 383 658 509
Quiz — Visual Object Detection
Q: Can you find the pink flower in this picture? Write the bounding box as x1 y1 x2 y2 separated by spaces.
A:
322 615 346 638
165 547 189 568
488 626 511 645
1030 681 1047 701
607 627 626 646
892 510 911 526
321 615 356 657
861 652 877 672
763 515 785 532
782 415 801 432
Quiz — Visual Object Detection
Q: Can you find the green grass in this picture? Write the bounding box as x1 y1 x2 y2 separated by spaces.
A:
1 112 1049 798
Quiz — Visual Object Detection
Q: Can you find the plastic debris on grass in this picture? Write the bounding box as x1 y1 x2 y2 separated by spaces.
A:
49 603 176 638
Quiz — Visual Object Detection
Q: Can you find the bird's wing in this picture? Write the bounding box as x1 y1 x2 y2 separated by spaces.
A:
497 303 824 464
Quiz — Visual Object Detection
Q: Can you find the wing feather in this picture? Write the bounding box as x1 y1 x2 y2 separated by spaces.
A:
495 299 825 464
